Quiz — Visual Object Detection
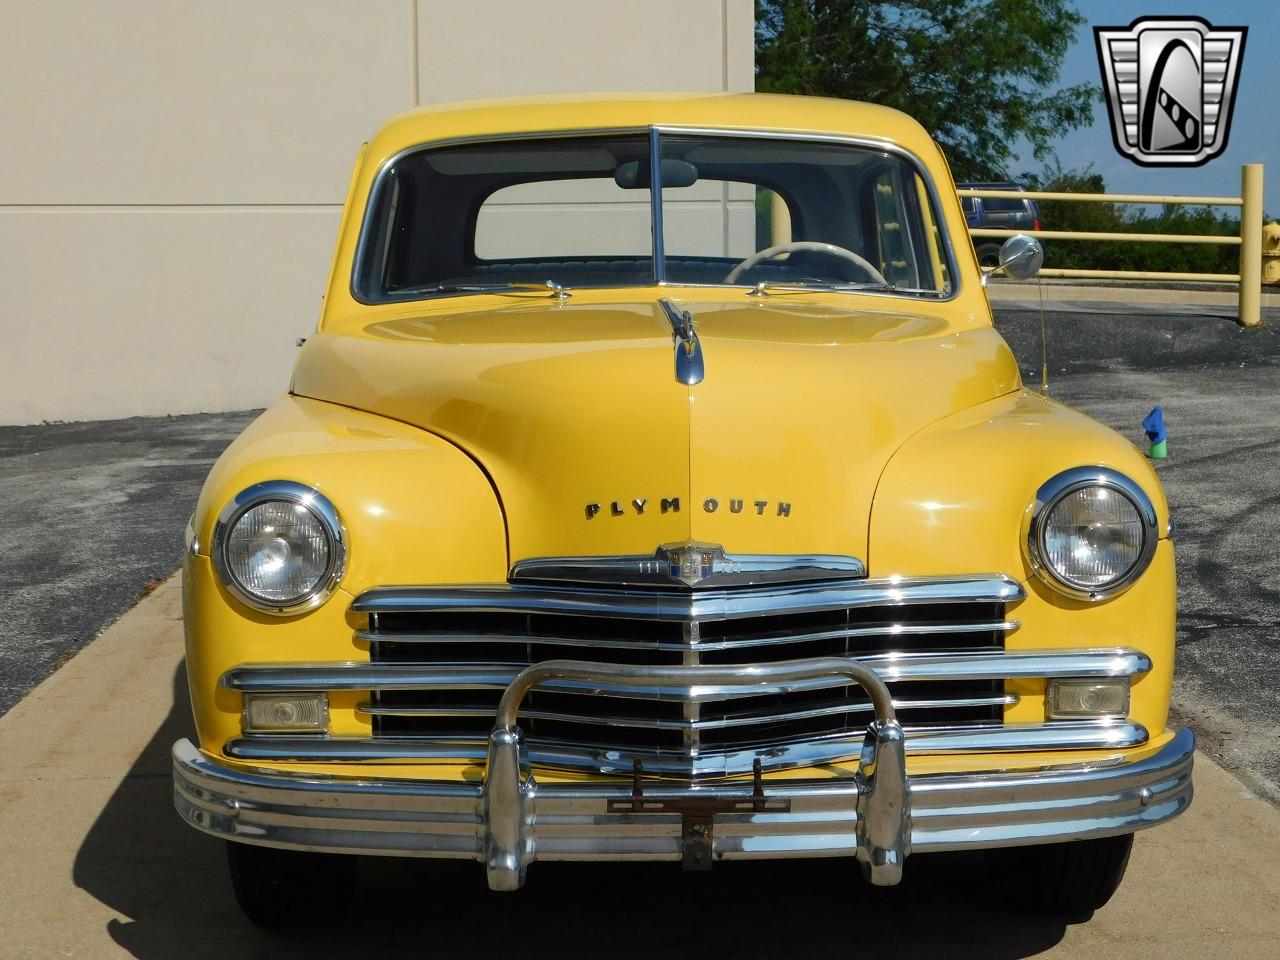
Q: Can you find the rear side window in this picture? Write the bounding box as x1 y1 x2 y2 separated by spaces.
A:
981 196 1029 213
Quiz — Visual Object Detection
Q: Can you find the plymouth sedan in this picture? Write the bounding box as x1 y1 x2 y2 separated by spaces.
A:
172 93 1191 925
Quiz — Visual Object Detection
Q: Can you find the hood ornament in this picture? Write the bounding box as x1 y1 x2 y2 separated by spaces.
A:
659 299 705 386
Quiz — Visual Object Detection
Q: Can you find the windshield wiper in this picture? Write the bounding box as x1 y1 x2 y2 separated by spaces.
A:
744 280 897 297
402 280 572 299
743 280 948 299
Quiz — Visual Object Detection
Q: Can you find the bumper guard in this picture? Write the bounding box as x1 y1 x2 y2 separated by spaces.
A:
173 658 1194 891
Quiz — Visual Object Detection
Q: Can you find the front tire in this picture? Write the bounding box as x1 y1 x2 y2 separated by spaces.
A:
992 833 1134 916
226 840 355 928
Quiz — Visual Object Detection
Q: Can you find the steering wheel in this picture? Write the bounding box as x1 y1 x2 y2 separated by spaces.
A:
724 241 889 286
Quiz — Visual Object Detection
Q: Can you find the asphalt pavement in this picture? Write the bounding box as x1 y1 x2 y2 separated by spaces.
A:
0 412 257 714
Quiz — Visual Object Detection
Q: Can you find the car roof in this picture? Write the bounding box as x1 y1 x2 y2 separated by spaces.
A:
364 92 943 168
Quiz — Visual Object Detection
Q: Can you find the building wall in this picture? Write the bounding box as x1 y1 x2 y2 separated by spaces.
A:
0 0 754 425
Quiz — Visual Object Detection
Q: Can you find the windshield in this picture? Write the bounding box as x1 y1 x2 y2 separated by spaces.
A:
353 131 955 302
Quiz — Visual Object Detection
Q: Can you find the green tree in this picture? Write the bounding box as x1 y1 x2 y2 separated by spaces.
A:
756 0 1096 180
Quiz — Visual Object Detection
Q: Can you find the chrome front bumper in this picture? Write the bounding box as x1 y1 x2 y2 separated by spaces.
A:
173 658 1195 890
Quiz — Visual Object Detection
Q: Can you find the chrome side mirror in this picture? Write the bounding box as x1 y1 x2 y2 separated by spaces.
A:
982 234 1044 285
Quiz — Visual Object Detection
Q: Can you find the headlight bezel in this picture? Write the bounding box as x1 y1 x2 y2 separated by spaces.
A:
211 480 346 616
1024 466 1159 601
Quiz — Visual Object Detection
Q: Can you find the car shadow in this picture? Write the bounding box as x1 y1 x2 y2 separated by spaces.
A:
73 663 1071 959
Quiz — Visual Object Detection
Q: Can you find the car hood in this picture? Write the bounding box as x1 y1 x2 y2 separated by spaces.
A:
292 296 1020 568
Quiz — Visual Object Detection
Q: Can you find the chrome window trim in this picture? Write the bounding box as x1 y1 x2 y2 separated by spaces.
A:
648 126 666 284
348 125 964 306
1023 466 1160 602
210 480 346 616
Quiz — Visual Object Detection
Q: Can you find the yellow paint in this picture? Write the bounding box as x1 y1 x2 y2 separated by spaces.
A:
185 93 1178 780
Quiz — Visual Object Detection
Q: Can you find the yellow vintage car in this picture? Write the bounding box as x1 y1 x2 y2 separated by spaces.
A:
172 93 1192 924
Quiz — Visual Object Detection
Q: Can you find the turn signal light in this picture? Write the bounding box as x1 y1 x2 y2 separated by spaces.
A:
243 693 328 733
1046 679 1129 719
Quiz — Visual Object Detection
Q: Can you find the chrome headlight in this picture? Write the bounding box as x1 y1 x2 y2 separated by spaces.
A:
1025 467 1158 601
211 481 345 615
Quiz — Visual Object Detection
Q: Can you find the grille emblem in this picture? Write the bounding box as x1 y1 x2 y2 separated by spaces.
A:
661 542 736 587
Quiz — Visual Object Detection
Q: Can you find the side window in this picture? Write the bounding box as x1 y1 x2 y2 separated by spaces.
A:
870 169 918 288
961 197 978 217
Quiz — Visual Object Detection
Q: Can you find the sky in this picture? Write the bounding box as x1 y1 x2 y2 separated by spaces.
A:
1011 0 1276 214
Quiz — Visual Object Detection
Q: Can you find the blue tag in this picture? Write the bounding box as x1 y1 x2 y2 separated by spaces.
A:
1142 406 1166 443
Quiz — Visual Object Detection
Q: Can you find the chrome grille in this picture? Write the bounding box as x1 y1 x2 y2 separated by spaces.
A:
355 573 1023 775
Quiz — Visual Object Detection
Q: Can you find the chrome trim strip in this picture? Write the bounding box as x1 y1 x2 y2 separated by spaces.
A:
1023 466 1160 602
349 125 964 306
356 692 1021 728
508 544 868 589
210 480 346 617
658 298 705 385
350 574 1025 620
224 720 1148 766
357 619 1018 653
220 648 1151 700
174 729 1193 863
648 126 665 284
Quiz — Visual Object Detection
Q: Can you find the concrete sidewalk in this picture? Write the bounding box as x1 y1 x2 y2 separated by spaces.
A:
2 577 1278 959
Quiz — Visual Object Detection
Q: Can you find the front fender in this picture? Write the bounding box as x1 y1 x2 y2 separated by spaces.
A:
184 394 507 754
868 389 1175 736
869 389 1169 579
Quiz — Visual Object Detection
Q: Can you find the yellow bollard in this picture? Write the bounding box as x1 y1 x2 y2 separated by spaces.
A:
769 190 792 247
1238 164 1264 327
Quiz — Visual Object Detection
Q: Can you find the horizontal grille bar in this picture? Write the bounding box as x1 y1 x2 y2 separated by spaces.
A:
221 648 1151 701
225 720 1151 772
356 619 1019 654
356 692 1022 731
350 575 1024 621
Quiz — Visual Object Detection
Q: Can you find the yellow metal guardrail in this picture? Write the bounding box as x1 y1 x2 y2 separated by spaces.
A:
959 163 1265 327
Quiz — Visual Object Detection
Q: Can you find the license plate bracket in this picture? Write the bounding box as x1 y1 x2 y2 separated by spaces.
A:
605 759 792 869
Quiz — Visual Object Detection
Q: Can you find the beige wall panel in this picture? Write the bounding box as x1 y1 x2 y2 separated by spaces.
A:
0 208 338 424
723 0 756 91
2 0 756 424
664 200 756 258
417 0 755 102
0 0 413 204
476 205 652 259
